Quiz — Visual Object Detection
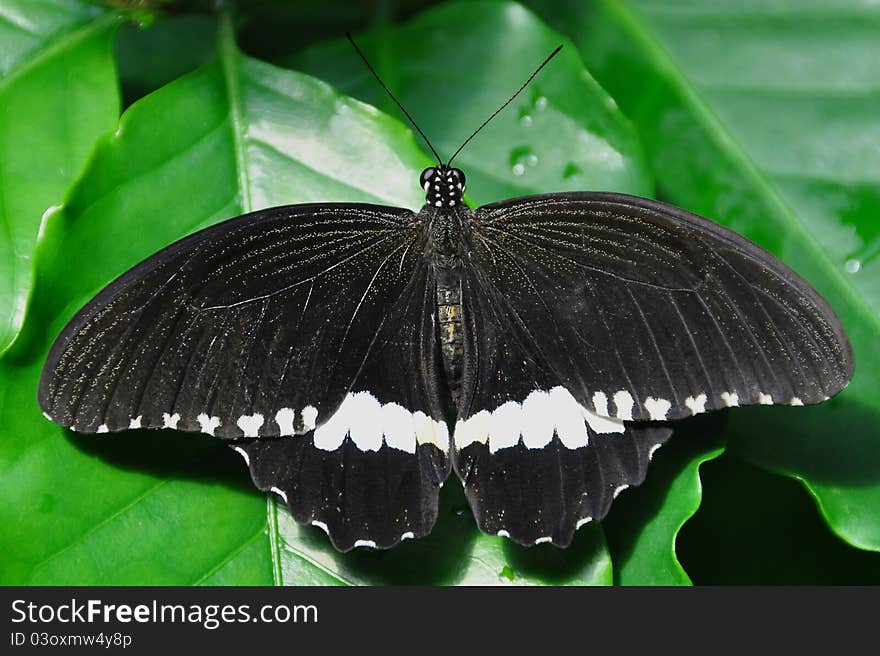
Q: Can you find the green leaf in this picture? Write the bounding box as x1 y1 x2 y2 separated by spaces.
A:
603 415 725 585
678 453 880 584
115 12 216 106
287 0 652 204
533 0 880 552
0 0 121 357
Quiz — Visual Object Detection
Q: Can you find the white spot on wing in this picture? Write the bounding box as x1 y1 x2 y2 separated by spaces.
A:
197 413 220 436
497 530 511 538
237 413 264 437
685 393 708 415
270 486 288 503
454 410 491 448
613 390 634 420
613 484 629 498
644 397 671 420
301 406 318 432
354 539 377 549
314 398 348 451
758 393 773 405
534 536 552 545
576 516 593 529
162 413 180 429
549 387 589 448
129 416 142 429
520 390 554 449
42 411 53 422
592 391 610 417
97 424 108 433
790 397 804 406
311 520 329 535
275 408 296 436
648 443 663 461
414 411 449 451
381 402 416 454
721 392 739 407
233 446 250 466
581 404 625 435
401 531 415 541
347 392 383 452
488 401 522 453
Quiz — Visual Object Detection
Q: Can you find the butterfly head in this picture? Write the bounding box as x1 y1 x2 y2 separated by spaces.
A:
420 166 466 208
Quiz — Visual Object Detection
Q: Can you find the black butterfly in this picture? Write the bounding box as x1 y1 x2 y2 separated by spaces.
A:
38 41 853 552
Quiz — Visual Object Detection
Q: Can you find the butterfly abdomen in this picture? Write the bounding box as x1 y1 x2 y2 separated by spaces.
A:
436 283 464 404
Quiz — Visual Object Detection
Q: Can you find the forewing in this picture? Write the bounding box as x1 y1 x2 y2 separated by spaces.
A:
40 203 450 550
466 191 852 422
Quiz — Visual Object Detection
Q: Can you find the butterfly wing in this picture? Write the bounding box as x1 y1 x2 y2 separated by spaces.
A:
236 247 450 550
453 191 852 546
40 203 450 550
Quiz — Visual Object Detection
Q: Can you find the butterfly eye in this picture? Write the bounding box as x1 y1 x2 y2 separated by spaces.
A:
419 167 437 191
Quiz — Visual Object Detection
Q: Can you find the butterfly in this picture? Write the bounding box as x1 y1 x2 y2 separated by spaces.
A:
38 39 853 552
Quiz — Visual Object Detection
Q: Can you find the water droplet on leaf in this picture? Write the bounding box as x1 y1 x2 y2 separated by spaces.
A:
845 259 861 274
509 146 538 177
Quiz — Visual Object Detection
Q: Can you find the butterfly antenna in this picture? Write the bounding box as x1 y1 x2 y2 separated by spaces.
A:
446 44 563 167
346 33 444 165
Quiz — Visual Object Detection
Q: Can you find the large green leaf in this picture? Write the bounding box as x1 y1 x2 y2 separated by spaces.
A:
288 1 652 202
539 0 880 552
603 415 725 586
0 0 121 357
678 453 880 584
115 12 216 106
